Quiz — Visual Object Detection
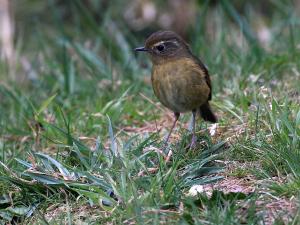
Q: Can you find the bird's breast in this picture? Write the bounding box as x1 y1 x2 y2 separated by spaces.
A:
151 58 210 113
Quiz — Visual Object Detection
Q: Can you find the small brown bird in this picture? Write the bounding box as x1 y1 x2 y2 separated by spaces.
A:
135 30 217 150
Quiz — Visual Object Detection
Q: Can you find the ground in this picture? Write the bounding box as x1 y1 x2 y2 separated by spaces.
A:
0 1 300 224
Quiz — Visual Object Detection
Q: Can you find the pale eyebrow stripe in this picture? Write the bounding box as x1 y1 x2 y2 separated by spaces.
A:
153 39 179 47
153 41 166 46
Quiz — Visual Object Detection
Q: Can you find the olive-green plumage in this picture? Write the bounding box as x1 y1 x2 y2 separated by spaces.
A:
152 58 210 113
135 30 217 148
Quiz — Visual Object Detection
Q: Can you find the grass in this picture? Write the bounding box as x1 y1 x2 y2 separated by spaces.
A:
1 0 300 224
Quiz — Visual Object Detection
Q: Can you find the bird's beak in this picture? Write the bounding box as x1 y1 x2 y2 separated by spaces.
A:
134 46 148 52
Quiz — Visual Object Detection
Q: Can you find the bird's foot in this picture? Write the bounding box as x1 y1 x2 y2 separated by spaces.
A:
138 167 159 176
137 144 172 176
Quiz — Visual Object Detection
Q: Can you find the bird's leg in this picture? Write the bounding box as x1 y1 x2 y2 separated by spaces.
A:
164 112 180 162
164 112 180 144
190 110 197 148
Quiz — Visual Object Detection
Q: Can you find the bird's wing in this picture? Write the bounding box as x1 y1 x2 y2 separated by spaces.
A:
192 55 212 100
175 61 211 106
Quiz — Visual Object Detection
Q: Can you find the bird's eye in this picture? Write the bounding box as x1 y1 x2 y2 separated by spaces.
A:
156 44 165 52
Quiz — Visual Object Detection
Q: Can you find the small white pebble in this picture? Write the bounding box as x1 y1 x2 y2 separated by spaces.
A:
188 185 204 196
209 123 218 136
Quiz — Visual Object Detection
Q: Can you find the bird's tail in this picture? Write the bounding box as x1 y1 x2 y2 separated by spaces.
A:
199 102 217 123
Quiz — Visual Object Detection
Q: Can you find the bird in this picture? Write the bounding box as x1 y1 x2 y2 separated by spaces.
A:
135 30 217 153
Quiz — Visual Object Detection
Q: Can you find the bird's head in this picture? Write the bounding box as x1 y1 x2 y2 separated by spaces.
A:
135 30 191 64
